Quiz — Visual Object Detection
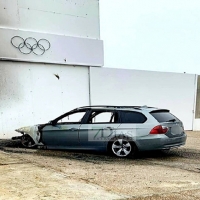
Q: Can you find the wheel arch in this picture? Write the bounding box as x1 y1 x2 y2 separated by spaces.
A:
21 134 37 148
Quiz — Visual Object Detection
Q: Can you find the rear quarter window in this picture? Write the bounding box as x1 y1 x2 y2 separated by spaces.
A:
120 111 147 123
150 111 179 122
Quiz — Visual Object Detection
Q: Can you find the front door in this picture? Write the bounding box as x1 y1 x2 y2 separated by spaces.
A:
41 111 87 149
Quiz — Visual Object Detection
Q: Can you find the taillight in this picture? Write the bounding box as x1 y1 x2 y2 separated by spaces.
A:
150 125 168 134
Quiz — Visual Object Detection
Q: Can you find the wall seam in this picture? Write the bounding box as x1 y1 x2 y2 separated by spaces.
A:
192 74 198 130
88 66 91 106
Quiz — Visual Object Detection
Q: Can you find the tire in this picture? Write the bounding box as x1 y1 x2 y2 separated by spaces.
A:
21 134 36 148
108 136 137 158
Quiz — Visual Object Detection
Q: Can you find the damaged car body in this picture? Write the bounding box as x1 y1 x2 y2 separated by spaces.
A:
13 105 187 158
15 125 42 147
14 107 88 148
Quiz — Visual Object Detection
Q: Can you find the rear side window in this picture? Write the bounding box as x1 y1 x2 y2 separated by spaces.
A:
120 111 147 123
150 111 179 122
87 111 119 123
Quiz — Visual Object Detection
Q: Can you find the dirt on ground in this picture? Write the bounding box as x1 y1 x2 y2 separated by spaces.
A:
0 131 200 200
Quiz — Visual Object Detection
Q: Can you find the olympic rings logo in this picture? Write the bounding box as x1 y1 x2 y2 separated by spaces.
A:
11 36 51 56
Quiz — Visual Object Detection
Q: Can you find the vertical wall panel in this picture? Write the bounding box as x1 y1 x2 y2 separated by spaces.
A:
0 61 89 138
0 0 100 39
90 67 196 130
0 0 101 139
194 75 200 130
195 75 200 118
0 0 19 28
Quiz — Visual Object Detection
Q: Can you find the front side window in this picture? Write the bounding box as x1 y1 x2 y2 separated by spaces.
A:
120 111 147 123
57 111 86 124
87 111 118 123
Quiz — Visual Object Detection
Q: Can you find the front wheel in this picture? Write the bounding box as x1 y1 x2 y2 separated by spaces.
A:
21 135 36 148
108 137 137 158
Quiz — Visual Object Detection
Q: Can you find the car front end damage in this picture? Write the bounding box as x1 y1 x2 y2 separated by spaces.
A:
13 125 44 148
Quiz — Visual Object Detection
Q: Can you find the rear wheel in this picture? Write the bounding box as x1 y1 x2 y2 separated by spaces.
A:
108 137 137 158
21 135 36 148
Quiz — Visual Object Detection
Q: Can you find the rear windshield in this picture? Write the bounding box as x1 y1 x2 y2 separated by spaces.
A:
150 111 179 123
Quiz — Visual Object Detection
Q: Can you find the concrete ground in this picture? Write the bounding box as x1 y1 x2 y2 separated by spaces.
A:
0 131 200 200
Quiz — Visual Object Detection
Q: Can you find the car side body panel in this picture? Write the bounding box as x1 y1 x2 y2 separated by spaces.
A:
13 106 187 156
42 124 81 148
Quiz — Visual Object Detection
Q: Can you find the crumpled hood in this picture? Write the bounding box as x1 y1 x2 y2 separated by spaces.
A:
15 126 33 134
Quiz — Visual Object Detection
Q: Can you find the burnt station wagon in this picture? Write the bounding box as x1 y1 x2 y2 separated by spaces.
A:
13 105 187 158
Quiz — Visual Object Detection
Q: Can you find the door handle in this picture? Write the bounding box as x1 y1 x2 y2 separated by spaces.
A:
69 128 78 131
104 127 114 130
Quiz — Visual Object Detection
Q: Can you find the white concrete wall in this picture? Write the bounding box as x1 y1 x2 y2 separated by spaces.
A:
0 61 90 138
0 0 100 38
193 119 200 131
0 0 102 139
90 67 197 130
0 0 103 66
0 28 104 66
0 64 198 139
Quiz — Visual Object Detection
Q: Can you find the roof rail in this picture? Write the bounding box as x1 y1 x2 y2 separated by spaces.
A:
78 105 157 109
78 105 143 109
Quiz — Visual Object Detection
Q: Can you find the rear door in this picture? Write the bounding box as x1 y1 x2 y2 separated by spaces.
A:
79 110 121 149
150 110 185 138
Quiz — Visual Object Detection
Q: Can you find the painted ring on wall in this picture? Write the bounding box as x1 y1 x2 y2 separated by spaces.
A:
11 36 51 56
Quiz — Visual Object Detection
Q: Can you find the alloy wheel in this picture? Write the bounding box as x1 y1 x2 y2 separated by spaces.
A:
112 139 132 157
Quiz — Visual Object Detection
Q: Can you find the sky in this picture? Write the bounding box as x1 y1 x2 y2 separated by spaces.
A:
99 0 200 74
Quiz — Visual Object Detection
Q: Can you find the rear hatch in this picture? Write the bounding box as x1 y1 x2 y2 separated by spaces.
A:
150 109 185 138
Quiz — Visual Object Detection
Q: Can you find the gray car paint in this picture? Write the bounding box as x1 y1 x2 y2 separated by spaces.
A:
14 106 187 153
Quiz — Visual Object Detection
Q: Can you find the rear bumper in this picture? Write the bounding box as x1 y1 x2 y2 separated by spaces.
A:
135 133 187 151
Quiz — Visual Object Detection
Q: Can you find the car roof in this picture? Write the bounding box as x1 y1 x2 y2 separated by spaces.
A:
75 105 167 113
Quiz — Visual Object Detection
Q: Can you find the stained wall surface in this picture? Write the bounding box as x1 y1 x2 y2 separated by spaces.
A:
0 61 90 138
0 0 101 138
